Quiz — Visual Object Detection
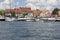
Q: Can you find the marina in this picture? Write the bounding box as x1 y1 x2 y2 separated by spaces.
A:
0 0 60 40
1 16 60 22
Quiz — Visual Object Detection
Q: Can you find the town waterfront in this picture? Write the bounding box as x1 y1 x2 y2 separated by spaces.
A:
0 21 60 40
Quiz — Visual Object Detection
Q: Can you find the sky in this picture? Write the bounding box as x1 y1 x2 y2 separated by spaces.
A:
0 0 60 11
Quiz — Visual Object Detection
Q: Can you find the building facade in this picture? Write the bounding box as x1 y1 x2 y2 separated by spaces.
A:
5 7 32 17
5 7 51 18
40 10 51 17
32 9 42 18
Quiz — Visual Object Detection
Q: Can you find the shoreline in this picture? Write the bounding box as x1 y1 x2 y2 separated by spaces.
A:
0 17 60 22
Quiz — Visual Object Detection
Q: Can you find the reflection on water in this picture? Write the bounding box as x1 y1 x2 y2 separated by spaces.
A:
0 21 60 40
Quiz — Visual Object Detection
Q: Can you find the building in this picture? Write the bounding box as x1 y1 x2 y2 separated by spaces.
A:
58 9 60 17
40 9 51 17
5 7 51 18
5 9 13 16
5 7 32 17
32 9 42 18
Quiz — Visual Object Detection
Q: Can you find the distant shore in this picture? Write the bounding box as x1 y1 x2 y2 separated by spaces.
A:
0 16 60 22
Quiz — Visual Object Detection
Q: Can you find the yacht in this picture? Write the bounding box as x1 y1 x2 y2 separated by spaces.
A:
5 17 16 21
0 16 5 21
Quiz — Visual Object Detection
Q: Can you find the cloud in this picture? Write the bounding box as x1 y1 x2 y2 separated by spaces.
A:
26 3 40 10
0 0 59 11
26 0 40 2
26 0 59 11
47 0 57 5
13 2 20 9
0 0 20 9
0 0 13 9
0 3 5 9
3 0 12 4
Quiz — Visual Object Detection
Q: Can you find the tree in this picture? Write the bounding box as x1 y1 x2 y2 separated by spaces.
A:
52 8 59 15
0 11 2 15
11 12 16 17
23 11 28 18
0 10 5 16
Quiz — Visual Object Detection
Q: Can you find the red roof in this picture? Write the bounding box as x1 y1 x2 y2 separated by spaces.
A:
5 7 32 14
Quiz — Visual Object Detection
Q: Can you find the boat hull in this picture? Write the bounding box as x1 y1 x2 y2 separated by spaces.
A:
0 19 5 21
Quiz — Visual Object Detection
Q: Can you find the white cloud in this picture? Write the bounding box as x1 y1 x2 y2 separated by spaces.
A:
0 0 13 9
3 0 11 4
26 0 40 2
26 0 59 11
12 1 20 9
16 2 19 5
47 0 57 5
45 6 53 10
26 3 40 10
0 3 5 9
0 0 59 11
0 0 20 9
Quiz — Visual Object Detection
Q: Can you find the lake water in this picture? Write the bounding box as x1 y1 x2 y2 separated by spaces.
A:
0 21 60 40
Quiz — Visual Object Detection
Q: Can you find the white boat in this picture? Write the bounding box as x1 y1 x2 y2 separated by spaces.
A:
17 17 35 21
40 17 56 22
0 16 5 21
26 20 34 21
47 18 56 20
35 18 40 21
41 17 56 20
5 17 16 21
47 17 60 21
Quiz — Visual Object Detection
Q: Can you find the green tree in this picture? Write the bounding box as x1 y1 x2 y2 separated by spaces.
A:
0 11 2 15
52 8 59 15
0 10 5 16
23 11 28 18
11 12 16 17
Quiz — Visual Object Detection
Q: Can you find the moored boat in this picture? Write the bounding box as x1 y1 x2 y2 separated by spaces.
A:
0 16 5 21
5 17 16 21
